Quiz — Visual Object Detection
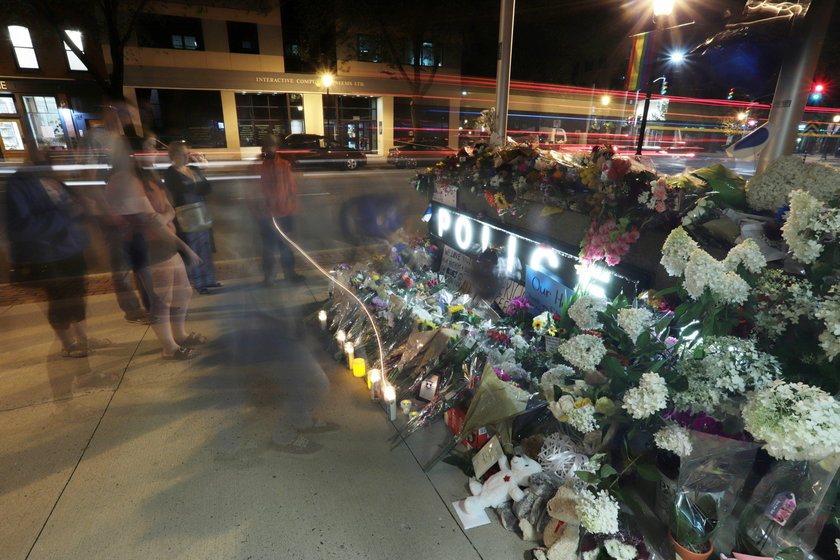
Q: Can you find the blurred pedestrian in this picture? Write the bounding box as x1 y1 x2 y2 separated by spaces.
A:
105 156 205 359
163 141 220 294
252 135 304 286
6 163 110 358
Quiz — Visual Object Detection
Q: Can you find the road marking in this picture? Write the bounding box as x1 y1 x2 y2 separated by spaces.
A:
300 192 331 197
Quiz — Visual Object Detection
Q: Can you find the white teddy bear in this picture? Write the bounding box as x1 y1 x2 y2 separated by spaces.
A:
463 454 543 514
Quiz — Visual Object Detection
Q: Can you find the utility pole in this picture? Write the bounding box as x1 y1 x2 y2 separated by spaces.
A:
490 0 515 147
756 0 835 174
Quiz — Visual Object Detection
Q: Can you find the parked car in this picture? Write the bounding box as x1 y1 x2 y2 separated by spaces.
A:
387 142 457 168
279 134 367 170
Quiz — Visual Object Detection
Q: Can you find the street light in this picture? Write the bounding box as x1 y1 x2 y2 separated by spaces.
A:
653 0 675 16
320 72 338 141
601 95 611 106
635 0 678 155
834 115 840 123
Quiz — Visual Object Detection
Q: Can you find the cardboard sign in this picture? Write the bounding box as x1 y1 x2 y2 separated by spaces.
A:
472 435 504 479
432 183 458 206
525 266 573 316
493 277 526 312
440 245 472 288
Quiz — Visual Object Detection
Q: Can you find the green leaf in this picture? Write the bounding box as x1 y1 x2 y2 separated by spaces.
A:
600 463 618 478
635 463 662 482
575 470 600 484
601 355 624 377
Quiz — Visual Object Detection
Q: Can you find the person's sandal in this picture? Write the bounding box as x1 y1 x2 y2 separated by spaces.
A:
177 332 207 348
274 434 322 455
62 343 89 358
162 347 196 360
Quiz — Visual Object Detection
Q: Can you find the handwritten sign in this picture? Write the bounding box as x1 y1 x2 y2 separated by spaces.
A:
440 245 472 288
493 278 526 313
432 183 457 206
525 266 573 316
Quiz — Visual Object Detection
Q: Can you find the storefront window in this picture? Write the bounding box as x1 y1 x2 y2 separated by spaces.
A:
23 96 69 149
394 98 449 145
136 89 226 148
235 93 304 147
0 121 25 151
323 96 377 152
0 96 16 114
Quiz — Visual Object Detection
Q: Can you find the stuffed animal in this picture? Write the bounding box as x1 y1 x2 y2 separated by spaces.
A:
463 454 542 514
534 485 581 560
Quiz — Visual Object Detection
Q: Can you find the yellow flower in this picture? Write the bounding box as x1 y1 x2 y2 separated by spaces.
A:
547 328 557 336
532 318 545 330
574 398 593 409
449 305 465 314
494 193 510 209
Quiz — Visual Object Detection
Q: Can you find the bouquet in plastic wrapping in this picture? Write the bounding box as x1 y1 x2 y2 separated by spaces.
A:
733 454 840 559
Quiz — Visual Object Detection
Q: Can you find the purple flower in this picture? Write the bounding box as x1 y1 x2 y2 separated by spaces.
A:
691 413 723 435
370 297 389 312
493 367 512 382
507 296 532 315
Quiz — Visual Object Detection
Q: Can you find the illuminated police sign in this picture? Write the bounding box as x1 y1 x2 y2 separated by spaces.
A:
429 203 646 300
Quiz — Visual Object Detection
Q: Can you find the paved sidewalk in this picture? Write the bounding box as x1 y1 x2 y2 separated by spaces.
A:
0 271 530 560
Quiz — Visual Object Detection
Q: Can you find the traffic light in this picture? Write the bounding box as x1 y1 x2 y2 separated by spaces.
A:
727 88 735 100
811 83 824 102
660 78 668 95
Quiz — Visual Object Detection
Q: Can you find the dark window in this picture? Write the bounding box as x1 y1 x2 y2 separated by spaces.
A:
357 34 381 63
227 21 259 54
137 14 204 51
136 89 225 148
235 93 304 147
401 41 442 67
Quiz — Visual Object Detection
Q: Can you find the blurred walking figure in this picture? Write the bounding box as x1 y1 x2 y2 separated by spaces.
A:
253 135 304 286
6 163 110 357
105 156 205 359
163 141 220 294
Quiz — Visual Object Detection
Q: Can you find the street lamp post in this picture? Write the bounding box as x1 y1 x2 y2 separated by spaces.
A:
321 72 339 141
635 1 674 156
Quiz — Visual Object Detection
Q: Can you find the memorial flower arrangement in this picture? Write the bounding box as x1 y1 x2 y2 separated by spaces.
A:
327 156 840 557
745 155 840 212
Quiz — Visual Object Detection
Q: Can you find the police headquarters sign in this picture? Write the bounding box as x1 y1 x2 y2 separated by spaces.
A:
428 202 648 301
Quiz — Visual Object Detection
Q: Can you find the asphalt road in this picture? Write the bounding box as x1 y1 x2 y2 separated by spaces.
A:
206 167 430 267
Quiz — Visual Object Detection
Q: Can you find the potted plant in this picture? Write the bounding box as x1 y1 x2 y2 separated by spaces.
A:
669 491 718 560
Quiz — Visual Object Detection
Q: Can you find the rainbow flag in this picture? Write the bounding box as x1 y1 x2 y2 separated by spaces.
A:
625 31 657 91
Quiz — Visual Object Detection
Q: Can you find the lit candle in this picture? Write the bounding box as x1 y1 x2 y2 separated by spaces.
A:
383 385 397 421
368 368 381 400
344 342 355 368
400 399 412 416
352 357 366 378
318 310 327 330
336 330 346 344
